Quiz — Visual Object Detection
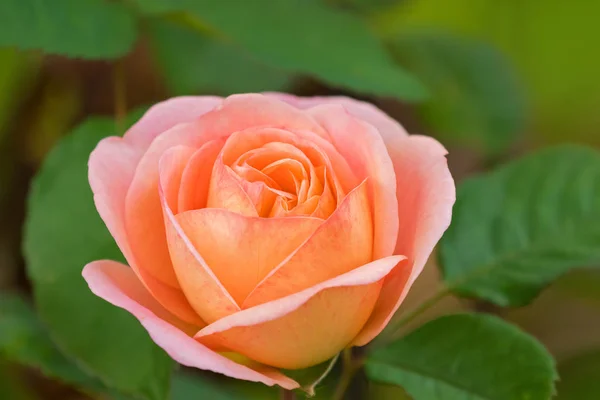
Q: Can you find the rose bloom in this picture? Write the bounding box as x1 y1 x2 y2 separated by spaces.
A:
83 93 454 389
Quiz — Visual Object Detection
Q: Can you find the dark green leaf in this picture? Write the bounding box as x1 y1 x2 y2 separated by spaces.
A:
556 349 600 399
135 0 427 101
0 360 37 400
389 31 525 154
148 19 293 96
283 354 339 396
0 0 137 59
0 293 101 390
171 372 277 400
23 114 173 400
365 313 557 400
440 145 600 306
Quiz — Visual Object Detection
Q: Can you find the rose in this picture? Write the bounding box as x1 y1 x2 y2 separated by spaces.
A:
82 93 455 389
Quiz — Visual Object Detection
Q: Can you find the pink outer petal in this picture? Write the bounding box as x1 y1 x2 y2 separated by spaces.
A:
125 122 208 289
82 260 298 389
89 137 203 326
353 135 455 345
307 104 399 260
195 255 404 369
192 93 329 141
243 180 373 307
263 92 409 143
124 96 223 148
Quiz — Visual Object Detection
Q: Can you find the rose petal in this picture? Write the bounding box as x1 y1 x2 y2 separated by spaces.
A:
161 183 241 324
82 260 298 389
263 93 409 143
243 180 373 307
195 256 404 369
175 209 323 305
125 121 220 288
352 135 455 345
193 93 328 141
207 159 260 217
308 104 399 260
178 139 225 213
124 96 222 148
159 146 197 212
89 137 203 326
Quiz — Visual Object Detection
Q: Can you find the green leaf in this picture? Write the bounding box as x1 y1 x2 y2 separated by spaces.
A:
389 31 525 154
171 372 277 400
23 114 173 400
375 0 600 145
148 19 293 96
0 293 101 391
440 145 600 306
556 349 600 399
0 0 137 59
365 313 557 400
283 354 339 396
134 0 427 101
0 360 37 400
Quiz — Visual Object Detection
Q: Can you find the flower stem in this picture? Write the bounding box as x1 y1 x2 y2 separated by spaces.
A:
280 388 295 400
332 348 362 400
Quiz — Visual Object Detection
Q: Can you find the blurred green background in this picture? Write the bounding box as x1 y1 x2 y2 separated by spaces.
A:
0 0 599 399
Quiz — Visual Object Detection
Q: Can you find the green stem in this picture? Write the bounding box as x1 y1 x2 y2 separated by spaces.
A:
280 388 295 400
332 349 362 400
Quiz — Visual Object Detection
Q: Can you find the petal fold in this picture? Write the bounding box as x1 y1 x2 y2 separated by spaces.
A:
195 256 404 369
243 180 373 307
353 135 455 345
82 260 297 389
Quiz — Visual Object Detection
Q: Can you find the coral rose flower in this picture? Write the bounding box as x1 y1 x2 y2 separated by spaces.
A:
82 93 455 389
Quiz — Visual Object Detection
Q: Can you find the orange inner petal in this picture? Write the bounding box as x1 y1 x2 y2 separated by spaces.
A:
217 127 345 219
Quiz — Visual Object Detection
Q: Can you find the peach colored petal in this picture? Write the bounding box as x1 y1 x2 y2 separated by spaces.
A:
193 93 328 141
195 256 403 369
124 96 222 148
175 209 323 305
178 139 225 213
353 135 455 345
159 146 197 212
243 180 373 307
308 105 399 260
125 121 220 288
207 159 260 217
89 137 203 326
263 92 409 143
82 260 298 389
159 176 241 323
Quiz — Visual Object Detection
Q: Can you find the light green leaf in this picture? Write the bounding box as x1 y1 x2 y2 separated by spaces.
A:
440 145 600 306
148 19 293 96
365 313 557 400
135 0 427 101
0 0 137 59
0 293 101 391
389 31 525 154
556 349 600 399
23 114 173 400
374 0 600 145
